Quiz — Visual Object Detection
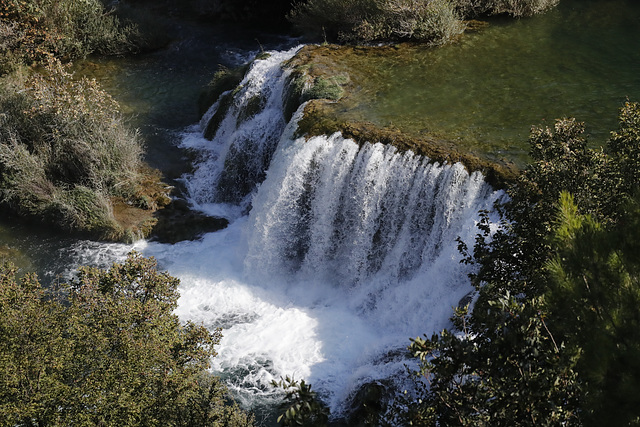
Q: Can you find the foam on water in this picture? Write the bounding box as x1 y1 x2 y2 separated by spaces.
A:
146 100 502 416
67 46 503 419
180 46 302 216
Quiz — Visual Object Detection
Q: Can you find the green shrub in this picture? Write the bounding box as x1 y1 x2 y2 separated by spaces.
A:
389 103 640 425
272 376 329 426
289 0 559 44
452 0 559 17
355 0 465 44
0 252 254 426
0 58 144 240
289 0 464 44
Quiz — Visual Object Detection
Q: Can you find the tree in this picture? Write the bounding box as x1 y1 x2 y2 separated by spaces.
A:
272 376 329 426
547 193 640 426
0 252 253 426
391 102 640 425
400 299 581 426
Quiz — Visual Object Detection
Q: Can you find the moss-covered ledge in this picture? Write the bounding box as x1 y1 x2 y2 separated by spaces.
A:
285 44 518 188
297 100 517 188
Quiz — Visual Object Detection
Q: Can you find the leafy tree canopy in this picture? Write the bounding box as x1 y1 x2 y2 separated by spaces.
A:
392 101 640 426
0 252 253 427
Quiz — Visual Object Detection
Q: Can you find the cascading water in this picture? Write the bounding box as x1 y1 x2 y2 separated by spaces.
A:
142 47 503 419
181 47 299 212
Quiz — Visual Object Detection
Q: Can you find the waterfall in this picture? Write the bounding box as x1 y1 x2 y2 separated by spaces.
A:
246 131 494 288
143 47 503 418
181 46 301 213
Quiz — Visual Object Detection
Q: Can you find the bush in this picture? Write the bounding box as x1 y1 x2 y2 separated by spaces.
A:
0 58 145 240
289 0 559 44
289 0 464 45
0 0 139 73
452 0 559 18
388 103 640 425
0 252 254 426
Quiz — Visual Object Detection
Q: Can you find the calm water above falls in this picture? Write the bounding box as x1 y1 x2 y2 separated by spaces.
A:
335 0 640 165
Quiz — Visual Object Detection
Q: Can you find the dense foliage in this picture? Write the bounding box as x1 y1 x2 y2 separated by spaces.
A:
453 0 559 18
393 102 640 425
547 193 640 426
272 376 329 426
289 0 464 44
0 59 156 241
288 0 558 43
0 0 141 74
0 252 253 426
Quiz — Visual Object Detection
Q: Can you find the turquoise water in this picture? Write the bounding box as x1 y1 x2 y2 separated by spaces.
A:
335 0 640 165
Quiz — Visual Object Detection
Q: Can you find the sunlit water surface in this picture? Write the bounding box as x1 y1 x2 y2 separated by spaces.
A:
328 0 640 166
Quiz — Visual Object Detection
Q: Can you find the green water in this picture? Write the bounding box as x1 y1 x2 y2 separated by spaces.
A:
333 0 640 166
73 24 291 179
3 0 640 273
0 22 290 277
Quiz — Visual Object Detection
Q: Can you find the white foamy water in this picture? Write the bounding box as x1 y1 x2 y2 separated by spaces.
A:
67 47 503 419
147 118 501 412
180 46 301 213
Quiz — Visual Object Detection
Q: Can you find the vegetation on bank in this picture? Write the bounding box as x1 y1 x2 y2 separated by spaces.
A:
289 0 559 44
0 60 168 241
272 102 640 425
289 0 465 45
0 0 143 74
392 101 640 425
0 0 175 241
0 252 253 426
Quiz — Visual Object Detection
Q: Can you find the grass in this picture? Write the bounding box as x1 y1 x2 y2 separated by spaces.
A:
0 0 142 74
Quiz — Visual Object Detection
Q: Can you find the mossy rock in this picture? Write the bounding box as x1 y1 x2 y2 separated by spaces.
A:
151 198 228 244
236 93 266 126
198 64 249 117
283 60 349 122
297 100 518 188
203 91 235 140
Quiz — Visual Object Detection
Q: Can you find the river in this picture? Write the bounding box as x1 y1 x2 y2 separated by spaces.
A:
1 1 639 424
